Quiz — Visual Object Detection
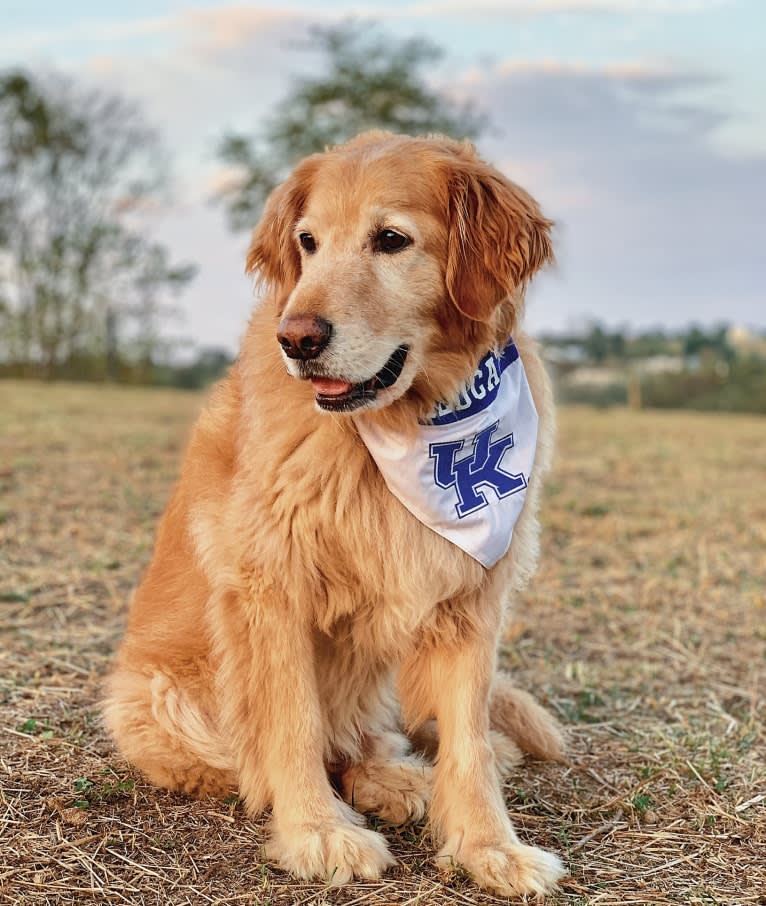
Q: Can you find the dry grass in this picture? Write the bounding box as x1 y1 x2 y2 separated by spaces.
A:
1 379 764 906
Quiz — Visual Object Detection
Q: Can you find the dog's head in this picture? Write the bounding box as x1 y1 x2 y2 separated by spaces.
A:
246 131 552 415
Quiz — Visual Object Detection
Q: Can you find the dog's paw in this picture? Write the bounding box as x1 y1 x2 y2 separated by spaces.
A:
437 839 565 898
342 756 432 825
266 820 395 884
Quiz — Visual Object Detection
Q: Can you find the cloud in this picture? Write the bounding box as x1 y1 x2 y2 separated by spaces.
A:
466 60 765 331
75 13 306 175
0 0 728 59
364 0 727 16
205 165 249 198
102 47 765 345
5 6 759 347
0 16 174 55
180 8 300 51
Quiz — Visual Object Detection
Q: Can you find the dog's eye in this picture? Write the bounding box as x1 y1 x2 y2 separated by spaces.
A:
298 232 317 254
374 229 411 254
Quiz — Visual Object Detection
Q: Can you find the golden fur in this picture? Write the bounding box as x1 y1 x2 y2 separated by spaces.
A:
105 132 566 897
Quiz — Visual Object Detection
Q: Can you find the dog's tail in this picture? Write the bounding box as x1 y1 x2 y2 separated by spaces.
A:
408 673 565 768
489 671 565 762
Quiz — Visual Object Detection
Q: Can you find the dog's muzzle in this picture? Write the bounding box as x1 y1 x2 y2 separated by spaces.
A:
309 345 410 412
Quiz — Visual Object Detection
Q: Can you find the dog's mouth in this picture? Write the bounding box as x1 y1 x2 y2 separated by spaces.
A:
307 345 410 412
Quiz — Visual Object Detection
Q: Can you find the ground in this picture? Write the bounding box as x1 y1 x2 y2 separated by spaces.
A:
1 380 764 906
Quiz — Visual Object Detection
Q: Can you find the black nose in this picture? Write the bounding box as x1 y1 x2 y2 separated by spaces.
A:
276 315 333 360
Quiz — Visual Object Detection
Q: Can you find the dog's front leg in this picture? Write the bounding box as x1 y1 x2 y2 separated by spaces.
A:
212 586 393 884
399 599 565 898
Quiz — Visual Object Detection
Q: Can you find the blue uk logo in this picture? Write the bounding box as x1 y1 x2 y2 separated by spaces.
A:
429 421 528 518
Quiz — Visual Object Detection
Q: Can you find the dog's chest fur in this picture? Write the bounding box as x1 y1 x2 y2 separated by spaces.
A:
192 318 482 651
233 395 489 654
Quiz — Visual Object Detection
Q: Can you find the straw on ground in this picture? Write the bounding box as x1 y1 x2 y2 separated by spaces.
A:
1 381 764 905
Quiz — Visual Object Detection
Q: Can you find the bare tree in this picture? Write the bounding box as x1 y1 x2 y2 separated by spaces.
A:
0 71 195 379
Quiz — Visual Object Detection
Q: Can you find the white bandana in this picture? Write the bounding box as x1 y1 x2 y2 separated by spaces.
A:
356 339 538 568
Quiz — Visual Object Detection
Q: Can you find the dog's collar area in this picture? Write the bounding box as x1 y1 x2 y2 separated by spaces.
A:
314 345 409 412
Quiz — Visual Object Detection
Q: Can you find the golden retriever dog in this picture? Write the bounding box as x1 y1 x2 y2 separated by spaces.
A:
105 131 566 897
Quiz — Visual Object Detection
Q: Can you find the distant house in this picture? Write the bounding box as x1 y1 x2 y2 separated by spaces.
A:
542 345 589 367
635 355 685 376
566 366 625 387
726 325 766 358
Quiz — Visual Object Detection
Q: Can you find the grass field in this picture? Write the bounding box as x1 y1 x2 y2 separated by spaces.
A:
1 380 764 906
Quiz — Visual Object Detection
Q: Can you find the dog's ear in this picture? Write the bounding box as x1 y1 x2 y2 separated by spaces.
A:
245 156 320 289
444 151 554 322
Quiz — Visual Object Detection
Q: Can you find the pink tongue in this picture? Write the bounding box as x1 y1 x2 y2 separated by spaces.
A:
311 377 353 397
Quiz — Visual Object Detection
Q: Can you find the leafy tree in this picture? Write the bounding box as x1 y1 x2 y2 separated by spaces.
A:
682 324 732 362
168 347 234 390
582 323 610 364
217 22 483 230
0 71 194 379
626 329 676 359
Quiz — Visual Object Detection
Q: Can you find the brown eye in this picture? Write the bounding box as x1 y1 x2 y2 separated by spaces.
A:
298 232 317 253
374 229 411 254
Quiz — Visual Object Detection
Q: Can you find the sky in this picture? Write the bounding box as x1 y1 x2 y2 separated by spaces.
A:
2 0 764 352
